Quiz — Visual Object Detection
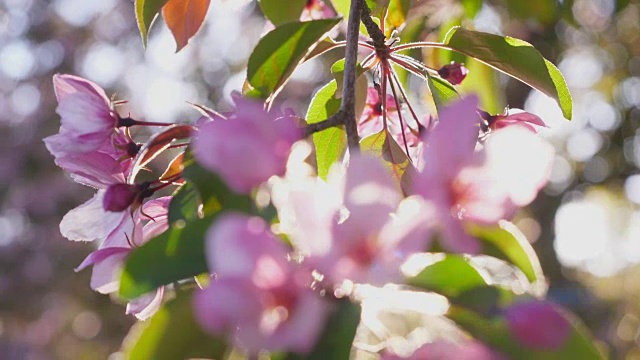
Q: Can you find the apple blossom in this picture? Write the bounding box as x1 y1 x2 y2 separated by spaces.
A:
194 213 330 354
193 98 302 193
414 96 553 253
74 197 171 319
480 108 547 133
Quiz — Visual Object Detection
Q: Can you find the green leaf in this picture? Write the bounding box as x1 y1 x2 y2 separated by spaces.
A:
461 0 483 18
258 0 307 25
427 73 460 113
306 81 346 180
168 183 200 224
360 129 413 192
123 291 227 360
448 304 605 359
330 58 366 97
286 300 361 360
181 151 252 215
443 27 572 120
135 0 169 46
385 0 411 31
119 216 213 299
458 57 504 114
407 255 487 297
247 18 341 101
467 221 544 284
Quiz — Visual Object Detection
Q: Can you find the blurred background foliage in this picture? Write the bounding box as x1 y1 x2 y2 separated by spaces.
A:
1 0 640 358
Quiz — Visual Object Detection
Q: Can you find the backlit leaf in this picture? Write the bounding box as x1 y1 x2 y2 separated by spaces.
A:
162 0 211 52
135 0 169 46
247 19 341 101
123 291 227 360
443 27 572 119
306 81 346 180
258 0 307 25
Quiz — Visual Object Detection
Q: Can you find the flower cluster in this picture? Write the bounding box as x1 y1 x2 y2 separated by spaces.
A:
48 74 574 357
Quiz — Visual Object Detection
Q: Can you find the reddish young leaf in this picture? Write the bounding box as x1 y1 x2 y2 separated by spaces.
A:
159 152 186 185
162 0 211 52
128 124 194 182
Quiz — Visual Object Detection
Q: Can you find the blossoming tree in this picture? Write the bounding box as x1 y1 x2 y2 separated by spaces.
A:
46 0 605 358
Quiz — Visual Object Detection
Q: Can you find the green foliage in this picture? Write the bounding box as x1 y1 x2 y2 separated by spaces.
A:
123 291 227 360
247 19 341 101
467 221 544 283
461 0 484 18
407 255 486 297
134 0 169 46
306 81 347 180
360 129 413 192
427 73 461 113
168 182 199 224
258 0 307 25
443 27 572 119
119 216 212 300
385 0 411 31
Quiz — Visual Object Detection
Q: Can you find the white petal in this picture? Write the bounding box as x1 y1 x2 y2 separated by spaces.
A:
60 190 126 242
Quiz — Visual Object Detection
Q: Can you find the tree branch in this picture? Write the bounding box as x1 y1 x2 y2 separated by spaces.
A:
359 0 386 51
339 0 363 153
304 0 375 153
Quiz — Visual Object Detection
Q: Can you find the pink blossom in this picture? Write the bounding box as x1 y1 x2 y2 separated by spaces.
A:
46 74 120 154
359 87 398 138
75 197 171 319
272 154 433 286
383 340 501 360
193 98 302 193
195 213 329 354
414 96 553 253
437 62 469 85
320 155 434 285
481 109 547 133
504 300 571 350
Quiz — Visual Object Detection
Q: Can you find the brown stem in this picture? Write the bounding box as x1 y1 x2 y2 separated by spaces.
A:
340 0 364 153
359 0 386 51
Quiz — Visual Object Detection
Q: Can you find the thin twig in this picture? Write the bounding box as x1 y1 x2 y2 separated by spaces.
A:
304 113 344 136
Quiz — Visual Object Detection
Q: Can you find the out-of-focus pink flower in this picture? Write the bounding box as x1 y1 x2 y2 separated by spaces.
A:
46 74 120 154
383 340 502 360
316 155 434 285
437 62 468 85
504 300 571 350
414 96 553 253
195 213 329 354
193 98 302 193
481 109 547 133
272 154 434 286
75 197 170 319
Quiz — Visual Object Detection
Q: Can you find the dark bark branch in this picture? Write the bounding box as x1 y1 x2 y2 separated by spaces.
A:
304 0 383 154
359 0 386 50
303 113 343 136
340 0 363 153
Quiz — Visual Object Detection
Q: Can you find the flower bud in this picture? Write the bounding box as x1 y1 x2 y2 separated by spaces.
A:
438 62 469 85
504 300 571 350
103 183 139 212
